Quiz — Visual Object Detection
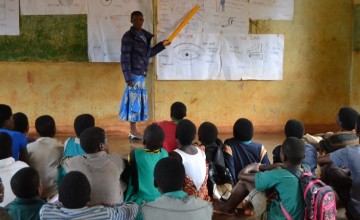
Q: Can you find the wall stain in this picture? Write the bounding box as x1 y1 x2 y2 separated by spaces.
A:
190 98 198 104
27 71 35 85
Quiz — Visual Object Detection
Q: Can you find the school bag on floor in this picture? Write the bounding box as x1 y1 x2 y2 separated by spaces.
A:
281 164 337 220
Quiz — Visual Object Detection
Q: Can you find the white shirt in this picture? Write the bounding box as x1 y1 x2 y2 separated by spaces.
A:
174 148 207 190
0 157 29 206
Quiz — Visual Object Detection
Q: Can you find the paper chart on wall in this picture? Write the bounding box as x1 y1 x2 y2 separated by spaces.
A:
20 0 87 15
221 34 284 80
0 0 19 35
87 0 153 62
157 0 249 35
156 33 222 80
249 0 294 20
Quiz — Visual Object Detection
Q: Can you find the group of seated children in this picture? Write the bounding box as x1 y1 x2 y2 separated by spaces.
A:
1 101 360 219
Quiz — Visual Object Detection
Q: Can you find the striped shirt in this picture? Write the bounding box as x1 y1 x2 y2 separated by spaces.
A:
40 202 138 220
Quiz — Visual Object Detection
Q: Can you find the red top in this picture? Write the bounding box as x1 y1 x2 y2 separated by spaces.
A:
157 120 178 152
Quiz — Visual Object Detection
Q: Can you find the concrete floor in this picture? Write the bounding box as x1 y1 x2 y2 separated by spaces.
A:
56 132 347 220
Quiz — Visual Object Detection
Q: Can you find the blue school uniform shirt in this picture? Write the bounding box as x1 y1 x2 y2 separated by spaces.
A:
224 138 270 182
0 129 27 161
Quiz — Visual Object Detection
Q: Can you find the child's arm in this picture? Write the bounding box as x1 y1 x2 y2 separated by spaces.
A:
259 163 284 171
238 163 260 183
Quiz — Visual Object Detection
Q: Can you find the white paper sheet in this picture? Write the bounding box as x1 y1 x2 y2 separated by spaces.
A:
249 0 294 20
20 0 87 15
0 0 20 35
157 33 222 80
88 0 153 62
158 0 249 35
221 34 284 80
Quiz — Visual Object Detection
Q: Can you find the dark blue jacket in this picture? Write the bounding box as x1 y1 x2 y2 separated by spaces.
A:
121 26 165 82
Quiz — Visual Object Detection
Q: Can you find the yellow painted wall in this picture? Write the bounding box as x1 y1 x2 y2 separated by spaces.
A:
0 0 354 134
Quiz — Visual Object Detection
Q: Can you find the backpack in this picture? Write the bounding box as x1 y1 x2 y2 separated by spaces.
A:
281 165 337 220
205 139 233 200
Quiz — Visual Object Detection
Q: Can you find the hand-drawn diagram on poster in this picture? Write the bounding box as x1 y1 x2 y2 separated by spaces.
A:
221 34 284 80
158 0 249 35
87 0 153 62
157 33 222 80
20 0 87 15
249 0 294 20
0 0 19 35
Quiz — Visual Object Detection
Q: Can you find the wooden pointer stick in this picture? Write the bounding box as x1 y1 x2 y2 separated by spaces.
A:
165 5 200 44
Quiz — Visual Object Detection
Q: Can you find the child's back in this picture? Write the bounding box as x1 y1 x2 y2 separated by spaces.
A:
125 124 168 205
224 118 270 182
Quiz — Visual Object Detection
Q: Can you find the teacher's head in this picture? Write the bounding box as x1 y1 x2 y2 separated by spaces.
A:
131 11 144 31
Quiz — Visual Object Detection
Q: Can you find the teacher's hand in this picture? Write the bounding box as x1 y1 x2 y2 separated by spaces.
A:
163 40 171 46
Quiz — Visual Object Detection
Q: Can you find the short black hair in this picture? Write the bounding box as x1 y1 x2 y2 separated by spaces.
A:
35 115 56 137
233 118 254 141
170 102 187 120
198 122 218 145
0 132 12 159
74 114 95 137
338 107 359 131
13 112 29 133
143 123 165 151
80 127 106 153
131 11 143 20
284 119 304 139
11 167 40 198
281 137 305 165
59 171 91 209
154 157 185 193
175 119 196 146
0 104 12 128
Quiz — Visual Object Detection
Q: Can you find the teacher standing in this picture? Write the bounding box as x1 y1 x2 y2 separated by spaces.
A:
119 11 170 140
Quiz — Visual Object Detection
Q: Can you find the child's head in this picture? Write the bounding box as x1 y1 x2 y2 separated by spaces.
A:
74 114 95 138
170 102 187 121
356 115 360 135
284 119 304 139
35 115 56 138
233 118 254 141
0 104 13 130
198 121 218 145
0 132 12 160
337 107 359 131
80 127 108 154
280 137 305 165
59 171 91 209
143 123 165 151
176 119 196 146
13 112 30 134
154 157 185 194
11 167 41 198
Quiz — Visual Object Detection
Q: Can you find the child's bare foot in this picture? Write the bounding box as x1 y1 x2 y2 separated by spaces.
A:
212 199 237 216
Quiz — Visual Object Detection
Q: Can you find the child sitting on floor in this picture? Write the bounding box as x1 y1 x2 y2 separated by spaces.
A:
213 137 305 219
224 118 270 183
27 115 63 200
13 112 36 144
141 157 213 220
124 123 168 206
157 101 187 152
6 167 45 220
171 119 210 201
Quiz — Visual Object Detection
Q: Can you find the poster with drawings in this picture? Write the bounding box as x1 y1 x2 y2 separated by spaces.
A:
157 0 286 80
0 0 19 35
157 32 222 80
221 34 284 80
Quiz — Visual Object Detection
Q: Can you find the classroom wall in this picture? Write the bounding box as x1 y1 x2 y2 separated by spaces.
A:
351 1 360 111
0 0 353 135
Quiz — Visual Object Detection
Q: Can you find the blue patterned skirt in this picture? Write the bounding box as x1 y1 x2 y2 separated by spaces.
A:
118 75 148 122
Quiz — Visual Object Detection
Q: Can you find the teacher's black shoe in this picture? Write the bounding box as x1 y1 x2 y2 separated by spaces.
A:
129 133 142 141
